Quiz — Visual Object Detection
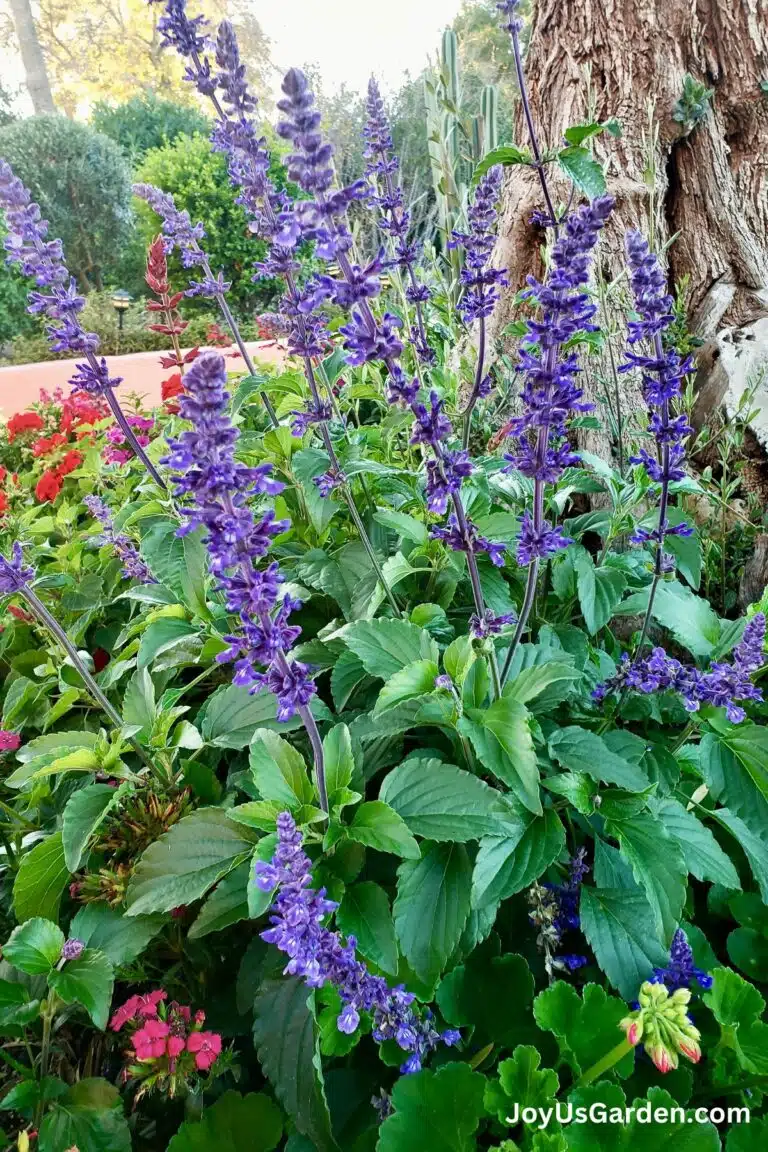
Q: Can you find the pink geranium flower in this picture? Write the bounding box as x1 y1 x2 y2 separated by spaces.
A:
186 1031 222 1071
133 1018 170 1060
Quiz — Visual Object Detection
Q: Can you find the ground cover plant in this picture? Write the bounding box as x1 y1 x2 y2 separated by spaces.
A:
0 1 767 1149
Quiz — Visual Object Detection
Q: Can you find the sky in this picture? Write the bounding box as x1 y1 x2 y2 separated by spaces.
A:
254 0 464 94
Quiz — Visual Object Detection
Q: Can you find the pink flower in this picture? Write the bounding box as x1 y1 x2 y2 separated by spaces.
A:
186 1031 222 1071
109 989 167 1031
166 1033 186 1067
133 1018 170 1060
0 731 21 752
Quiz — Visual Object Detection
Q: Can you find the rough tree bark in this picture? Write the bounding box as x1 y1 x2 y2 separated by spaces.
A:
492 0 768 456
9 0 55 114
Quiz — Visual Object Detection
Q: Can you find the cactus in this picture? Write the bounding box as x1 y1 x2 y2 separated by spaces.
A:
481 85 499 155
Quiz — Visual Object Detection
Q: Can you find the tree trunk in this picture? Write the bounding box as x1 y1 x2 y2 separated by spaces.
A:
492 0 768 458
9 0 55 114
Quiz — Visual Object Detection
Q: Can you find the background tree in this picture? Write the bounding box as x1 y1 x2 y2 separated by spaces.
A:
492 0 768 424
0 116 133 291
20 0 272 115
6 0 55 113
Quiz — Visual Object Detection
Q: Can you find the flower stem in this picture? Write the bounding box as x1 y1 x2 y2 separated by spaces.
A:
501 556 539 683
20 586 153 770
509 22 559 234
574 1037 634 1087
461 316 486 451
95 362 166 489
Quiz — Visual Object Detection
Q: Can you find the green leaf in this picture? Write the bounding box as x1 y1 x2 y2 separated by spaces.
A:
337 882 398 976
436 949 536 1049
374 660 440 714
27 748 100 780
253 978 336 1152
471 144 531 186
563 121 610 145
377 1063 486 1152
579 886 668 998
249 730 313 809
69 904 164 967
167 1091 282 1152
39 1091 131 1152
485 1045 559 1125
200 684 330 747
322 723 355 810
534 981 634 1077
566 1085 720 1152
373 508 428 544
573 548 626 634
293 448 339 534
557 145 606 198
443 635 476 686
138 617 199 669
472 809 565 908
48 949 114 1030
62 783 124 872
14 731 98 764
330 650 370 711
340 619 439 679
503 661 580 711
549 727 650 791
140 519 208 616
720 724 768 807
122 667 155 740
13 833 69 923
653 797 741 888
394 843 472 987
703 967 764 1029
189 861 250 939
606 812 687 944
459 697 541 815
713 809 768 902
347 801 420 859
652 581 721 657
2 918 64 974
125 808 255 915
380 757 511 841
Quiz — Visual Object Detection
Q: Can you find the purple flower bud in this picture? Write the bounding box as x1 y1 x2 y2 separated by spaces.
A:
62 938 85 962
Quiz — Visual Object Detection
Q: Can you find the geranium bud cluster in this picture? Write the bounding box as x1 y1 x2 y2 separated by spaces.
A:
620 981 702 1073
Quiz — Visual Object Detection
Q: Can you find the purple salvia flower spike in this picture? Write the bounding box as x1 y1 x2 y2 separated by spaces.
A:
257 812 460 1073
500 196 614 683
163 352 329 809
84 495 156 584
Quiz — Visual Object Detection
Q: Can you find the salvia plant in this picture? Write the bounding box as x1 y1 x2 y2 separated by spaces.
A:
0 0 766 1149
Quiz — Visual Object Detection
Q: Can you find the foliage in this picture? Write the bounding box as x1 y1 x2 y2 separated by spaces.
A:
134 132 283 315
34 0 273 115
91 93 211 164
0 116 133 291
673 74 715 135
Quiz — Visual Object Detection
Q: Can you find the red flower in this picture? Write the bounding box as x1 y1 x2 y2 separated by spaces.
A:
7 411 44 443
186 1031 222 1071
92 648 110 673
35 470 62 503
32 433 67 457
0 466 6 483
161 373 184 401
109 989 167 1032
57 450 83 476
0 492 8 515
0 731 21 752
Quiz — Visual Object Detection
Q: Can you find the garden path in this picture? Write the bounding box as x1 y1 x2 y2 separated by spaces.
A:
0 341 286 417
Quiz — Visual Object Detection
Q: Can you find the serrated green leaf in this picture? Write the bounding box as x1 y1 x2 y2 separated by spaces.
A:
374 660 440 714
459 697 541 815
48 949 114 1030
653 797 741 889
347 801 420 858
534 981 634 1077
340 618 439 679
557 146 606 198
249 730 313 809
380 757 511 841
13 833 69 924
69 904 164 967
189 861 250 939
62 783 124 872
549 727 649 792
337 882 398 976
377 1063 486 1152
394 843 472 987
472 809 565 908
125 808 255 915
2 917 64 974
579 887 668 999
607 812 686 944
485 1045 559 1124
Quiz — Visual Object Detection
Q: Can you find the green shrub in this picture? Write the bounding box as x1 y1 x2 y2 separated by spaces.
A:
91 92 211 163
134 132 284 316
0 116 134 293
